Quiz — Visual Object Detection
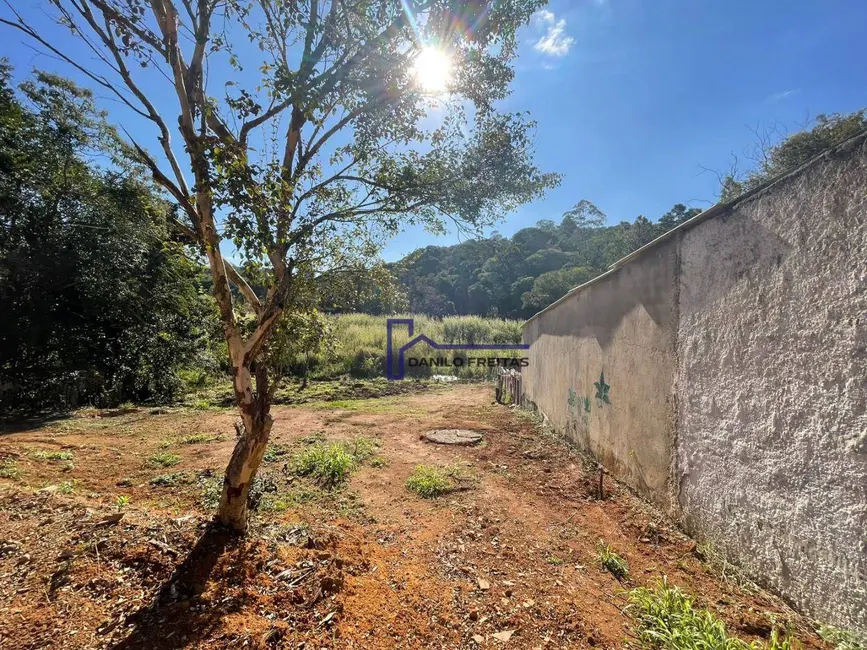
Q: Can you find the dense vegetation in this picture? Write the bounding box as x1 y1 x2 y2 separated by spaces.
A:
0 66 217 411
307 313 523 380
394 201 700 319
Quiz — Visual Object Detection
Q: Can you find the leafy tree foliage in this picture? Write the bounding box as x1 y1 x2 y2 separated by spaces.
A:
0 67 214 411
395 202 700 319
720 110 867 201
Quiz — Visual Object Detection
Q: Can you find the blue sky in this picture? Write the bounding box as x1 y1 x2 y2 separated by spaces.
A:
386 0 867 260
3 0 866 262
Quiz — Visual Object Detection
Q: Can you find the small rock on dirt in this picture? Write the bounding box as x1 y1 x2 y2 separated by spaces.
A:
492 630 515 642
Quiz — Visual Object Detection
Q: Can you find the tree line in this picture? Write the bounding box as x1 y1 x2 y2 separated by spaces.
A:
392 201 700 319
0 65 221 411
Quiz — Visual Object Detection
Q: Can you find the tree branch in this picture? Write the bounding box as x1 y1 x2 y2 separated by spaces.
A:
224 261 262 316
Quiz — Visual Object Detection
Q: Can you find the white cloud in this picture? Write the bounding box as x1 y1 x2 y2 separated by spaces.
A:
532 10 575 57
769 89 800 102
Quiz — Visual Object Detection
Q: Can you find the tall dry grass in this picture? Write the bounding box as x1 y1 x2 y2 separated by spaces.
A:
307 314 524 379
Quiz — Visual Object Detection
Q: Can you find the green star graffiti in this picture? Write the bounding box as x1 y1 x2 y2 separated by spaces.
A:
594 371 611 405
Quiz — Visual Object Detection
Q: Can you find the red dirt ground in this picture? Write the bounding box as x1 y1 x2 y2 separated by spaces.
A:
0 385 825 649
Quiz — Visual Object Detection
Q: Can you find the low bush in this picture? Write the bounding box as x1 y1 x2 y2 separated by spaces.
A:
406 465 454 498
150 452 181 468
293 443 356 487
627 579 798 650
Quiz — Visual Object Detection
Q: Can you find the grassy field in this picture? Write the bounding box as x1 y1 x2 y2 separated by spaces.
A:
174 314 524 407
292 313 524 381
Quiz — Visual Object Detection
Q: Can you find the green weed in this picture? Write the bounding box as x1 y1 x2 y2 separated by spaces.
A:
150 452 181 468
0 459 20 479
198 473 222 510
293 443 356 487
149 472 188 487
263 444 288 463
627 579 799 650
300 431 327 445
598 540 629 580
406 464 455 498
818 625 866 650
115 495 130 509
180 433 222 444
32 450 73 461
344 435 380 462
57 480 76 494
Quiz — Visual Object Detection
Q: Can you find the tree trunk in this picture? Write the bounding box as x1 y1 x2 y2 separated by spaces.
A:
218 364 273 531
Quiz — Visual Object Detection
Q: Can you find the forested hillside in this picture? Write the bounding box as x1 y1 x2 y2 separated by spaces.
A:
393 201 700 319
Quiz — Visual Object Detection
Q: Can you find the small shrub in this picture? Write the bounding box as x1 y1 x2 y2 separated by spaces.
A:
369 456 388 468
33 450 73 461
115 495 130 509
598 541 629 580
0 460 20 479
406 465 454 498
180 433 221 445
191 399 211 410
627 578 798 650
819 626 866 650
149 472 187 487
150 452 181 468
293 443 356 487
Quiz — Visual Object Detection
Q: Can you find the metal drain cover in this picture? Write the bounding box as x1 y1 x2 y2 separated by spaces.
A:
421 429 483 445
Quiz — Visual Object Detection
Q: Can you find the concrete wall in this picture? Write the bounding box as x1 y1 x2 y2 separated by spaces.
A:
522 239 680 510
522 133 867 633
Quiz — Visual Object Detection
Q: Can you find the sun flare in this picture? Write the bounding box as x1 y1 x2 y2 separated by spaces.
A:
413 47 452 94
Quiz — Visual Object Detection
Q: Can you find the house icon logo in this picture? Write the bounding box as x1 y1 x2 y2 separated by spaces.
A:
386 318 530 380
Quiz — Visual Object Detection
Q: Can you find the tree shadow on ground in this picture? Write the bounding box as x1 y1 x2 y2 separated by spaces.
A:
110 523 241 650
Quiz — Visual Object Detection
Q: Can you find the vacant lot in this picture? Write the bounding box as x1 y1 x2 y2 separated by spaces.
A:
0 385 822 649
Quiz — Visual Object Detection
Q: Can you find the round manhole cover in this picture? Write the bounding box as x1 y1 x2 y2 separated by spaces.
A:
421 429 483 446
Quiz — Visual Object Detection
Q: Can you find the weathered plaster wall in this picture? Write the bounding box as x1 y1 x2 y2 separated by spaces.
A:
676 137 867 631
522 239 680 510
522 133 867 632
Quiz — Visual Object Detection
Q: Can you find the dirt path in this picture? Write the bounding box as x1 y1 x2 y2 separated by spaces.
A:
0 385 822 649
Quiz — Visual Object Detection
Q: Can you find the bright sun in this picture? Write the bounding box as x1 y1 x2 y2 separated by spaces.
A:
413 47 452 94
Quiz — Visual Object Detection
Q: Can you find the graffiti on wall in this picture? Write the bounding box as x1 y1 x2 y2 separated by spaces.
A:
594 370 611 407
